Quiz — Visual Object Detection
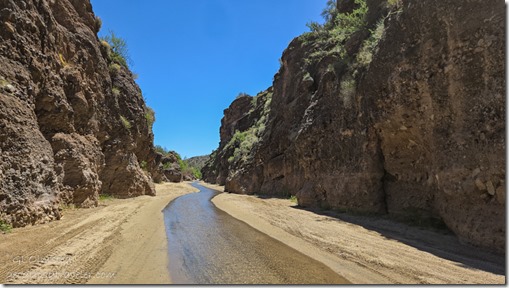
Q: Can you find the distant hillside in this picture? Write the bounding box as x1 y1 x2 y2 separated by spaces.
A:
185 155 210 171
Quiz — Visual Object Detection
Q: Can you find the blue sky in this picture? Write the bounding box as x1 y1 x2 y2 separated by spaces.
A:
91 0 327 158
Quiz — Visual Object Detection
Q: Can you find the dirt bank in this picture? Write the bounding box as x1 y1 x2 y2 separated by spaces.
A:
206 183 505 285
0 182 197 284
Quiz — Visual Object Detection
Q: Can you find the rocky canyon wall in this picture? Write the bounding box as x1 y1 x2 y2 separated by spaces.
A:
203 0 505 252
0 0 162 227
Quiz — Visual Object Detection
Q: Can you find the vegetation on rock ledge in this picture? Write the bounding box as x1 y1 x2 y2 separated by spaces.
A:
100 30 131 68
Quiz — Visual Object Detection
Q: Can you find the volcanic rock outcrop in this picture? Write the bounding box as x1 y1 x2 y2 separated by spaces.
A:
203 0 505 252
0 0 162 227
161 151 184 183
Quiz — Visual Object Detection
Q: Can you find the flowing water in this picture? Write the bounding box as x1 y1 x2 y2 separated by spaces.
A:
163 182 349 284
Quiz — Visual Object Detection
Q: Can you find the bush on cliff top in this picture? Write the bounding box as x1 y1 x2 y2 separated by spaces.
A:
155 145 169 154
302 0 368 61
145 106 155 130
94 16 102 33
100 30 131 68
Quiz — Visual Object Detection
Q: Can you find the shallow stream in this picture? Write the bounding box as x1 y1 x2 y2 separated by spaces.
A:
163 182 348 284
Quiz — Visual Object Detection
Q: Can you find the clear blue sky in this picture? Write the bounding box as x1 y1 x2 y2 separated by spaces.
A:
91 0 327 158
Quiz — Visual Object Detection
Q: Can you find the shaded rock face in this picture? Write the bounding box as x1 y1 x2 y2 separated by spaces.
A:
219 96 255 148
202 95 256 185
202 91 271 191
0 0 158 227
363 0 505 252
161 152 183 183
151 152 167 183
204 0 505 252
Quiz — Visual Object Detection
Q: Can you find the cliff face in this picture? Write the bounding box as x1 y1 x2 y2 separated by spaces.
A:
0 0 160 227
362 0 505 252
203 0 505 252
202 90 272 193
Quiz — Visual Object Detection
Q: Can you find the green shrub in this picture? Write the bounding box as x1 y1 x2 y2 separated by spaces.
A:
101 40 112 60
173 151 182 161
109 63 121 75
175 157 203 179
100 40 111 49
155 145 169 154
356 18 385 66
110 53 127 67
94 16 102 33
100 30 131 67
229 127 259 163
191 167 202 179
99 194 114 201
178 159 188 172
302 0 368 62
145 107 155 129
120 115 131 129
231 130 247 146
0 220 12 233
306 0 337 32
289 195 298 204
306 21 324 33
112 86 120 96
387 0 401 8
140 160 148 171
0 77 9 88
225 91 273 165
333 0 367 35
302 72 313 82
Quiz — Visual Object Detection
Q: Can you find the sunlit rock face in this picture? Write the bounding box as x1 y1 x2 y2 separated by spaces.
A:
0 0 159 227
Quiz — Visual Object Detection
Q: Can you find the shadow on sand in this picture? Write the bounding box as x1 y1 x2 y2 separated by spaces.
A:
287 205 505 276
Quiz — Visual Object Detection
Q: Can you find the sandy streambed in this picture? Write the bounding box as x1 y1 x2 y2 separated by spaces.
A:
206 183 505 285
0 182 198 284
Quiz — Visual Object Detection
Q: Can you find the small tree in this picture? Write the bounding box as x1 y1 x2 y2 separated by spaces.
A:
306 0 337 32
155 145 169 154
101 30 132 67
321 0 338 24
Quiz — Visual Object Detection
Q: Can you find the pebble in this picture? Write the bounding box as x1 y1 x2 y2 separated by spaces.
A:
486 181 496 196
475 178 486 191
471 168 481 178
4 84 15 93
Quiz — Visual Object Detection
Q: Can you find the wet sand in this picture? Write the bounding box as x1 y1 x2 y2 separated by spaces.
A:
205 182 505 284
